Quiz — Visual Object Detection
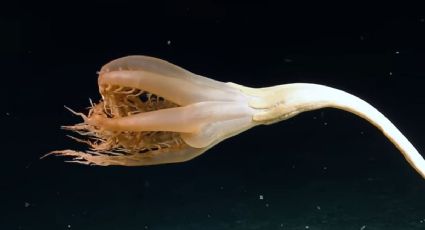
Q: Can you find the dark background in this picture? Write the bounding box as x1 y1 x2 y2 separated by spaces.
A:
2 1 425 229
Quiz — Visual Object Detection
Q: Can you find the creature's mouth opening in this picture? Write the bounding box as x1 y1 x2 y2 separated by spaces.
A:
62 83 188 158
99 83 179 117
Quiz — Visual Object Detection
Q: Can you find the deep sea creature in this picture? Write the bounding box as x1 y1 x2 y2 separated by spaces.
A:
49 55 425 179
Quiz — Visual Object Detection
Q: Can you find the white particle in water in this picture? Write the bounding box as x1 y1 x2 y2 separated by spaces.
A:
360 225 367 230
24 202 30 208
395 51 400 54
389 72 393 76
305 226 310 229
167 40 171 45
316 206 321 210
67 225 71 229
259 195 264 200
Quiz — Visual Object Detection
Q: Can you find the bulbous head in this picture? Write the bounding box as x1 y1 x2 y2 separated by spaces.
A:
49 56 257 166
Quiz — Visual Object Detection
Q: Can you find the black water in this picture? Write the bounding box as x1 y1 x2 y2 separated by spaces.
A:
2 2 425 229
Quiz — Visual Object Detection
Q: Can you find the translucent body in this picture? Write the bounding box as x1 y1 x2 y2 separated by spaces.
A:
49 56 425 179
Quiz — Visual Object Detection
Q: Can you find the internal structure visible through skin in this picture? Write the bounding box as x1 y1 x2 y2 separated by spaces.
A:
59 83 190 164
47 55 425 178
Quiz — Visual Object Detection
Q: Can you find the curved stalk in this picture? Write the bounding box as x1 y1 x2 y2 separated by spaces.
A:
236 83 425 178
